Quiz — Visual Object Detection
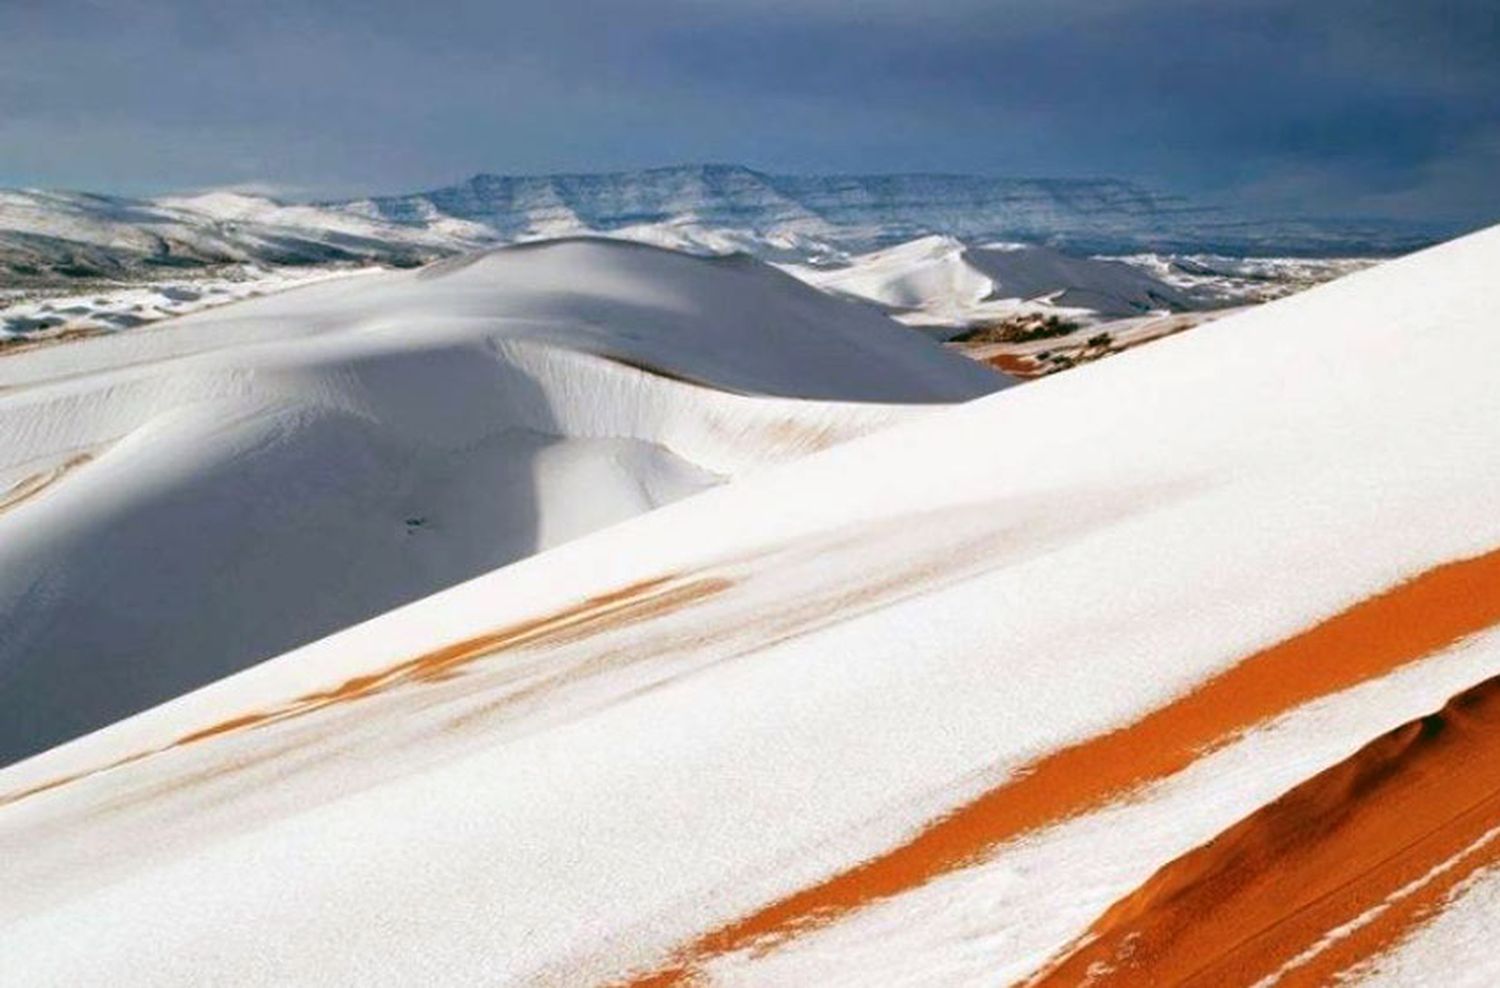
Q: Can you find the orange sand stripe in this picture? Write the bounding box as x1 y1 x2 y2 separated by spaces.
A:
618 544 1500 985
1031 674 1500 987
978 351 1044 378
0 574 728 809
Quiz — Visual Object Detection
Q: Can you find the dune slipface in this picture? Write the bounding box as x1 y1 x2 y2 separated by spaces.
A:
619 542 1500 986
1032 673 1500 986
0 238 1002 765
2 226 1500 986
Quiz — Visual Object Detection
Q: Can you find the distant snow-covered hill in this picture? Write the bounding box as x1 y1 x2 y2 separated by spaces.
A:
783 234 1195 329
0 165 1443 286
336 164 1439 256
336 165 1192 257
0 189 454 280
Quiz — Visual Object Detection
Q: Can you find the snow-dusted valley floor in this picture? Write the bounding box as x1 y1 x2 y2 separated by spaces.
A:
0 263 371 342
3 220 1498 986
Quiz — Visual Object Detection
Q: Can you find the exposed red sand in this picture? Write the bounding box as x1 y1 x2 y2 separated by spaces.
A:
287 574 728 708
953 314 1208 381
980 351 1044 378
1030 674 1500 987
943 344 1043 378
616 544 1500 986
0 574 729 810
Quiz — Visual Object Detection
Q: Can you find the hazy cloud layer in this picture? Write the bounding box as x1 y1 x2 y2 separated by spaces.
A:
2 0 1496 224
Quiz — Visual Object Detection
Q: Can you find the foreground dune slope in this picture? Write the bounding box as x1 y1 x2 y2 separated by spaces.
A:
0 237 1000 763
3 226 1500 985
1032 670 1500 986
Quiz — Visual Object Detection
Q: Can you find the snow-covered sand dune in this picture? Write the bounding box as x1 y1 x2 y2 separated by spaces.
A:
781 234 1194 330
3 226 1500 984
0 238 1001 763
3 167 1420 304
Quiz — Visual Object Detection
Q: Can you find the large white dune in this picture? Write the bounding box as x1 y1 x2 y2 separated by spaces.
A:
785 233 1193 328
3 227 1500 985
0 238 1002 763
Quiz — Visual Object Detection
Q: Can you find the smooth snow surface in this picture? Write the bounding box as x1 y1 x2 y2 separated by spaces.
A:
0 237 1000 763
3 226 1499 986
786 235 1193 328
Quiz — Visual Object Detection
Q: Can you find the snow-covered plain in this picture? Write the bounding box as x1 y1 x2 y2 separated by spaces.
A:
0 263 368 340
3 225 1499 985
1117 251 1383 305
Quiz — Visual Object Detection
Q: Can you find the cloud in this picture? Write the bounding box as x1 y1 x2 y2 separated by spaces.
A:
1 0 1496 226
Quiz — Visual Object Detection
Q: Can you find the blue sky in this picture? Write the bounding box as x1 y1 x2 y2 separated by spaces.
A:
2 0 1496 224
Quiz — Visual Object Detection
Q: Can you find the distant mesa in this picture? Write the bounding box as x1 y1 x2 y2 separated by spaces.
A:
0 165 1447 286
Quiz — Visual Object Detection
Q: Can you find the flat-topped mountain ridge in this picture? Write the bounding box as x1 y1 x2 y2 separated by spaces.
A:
0 165 1446 284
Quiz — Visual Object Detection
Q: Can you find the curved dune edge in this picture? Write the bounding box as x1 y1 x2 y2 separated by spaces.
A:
0 572 727 810
1028 674 1500 987
614 543 1500 987
0 451 93 516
